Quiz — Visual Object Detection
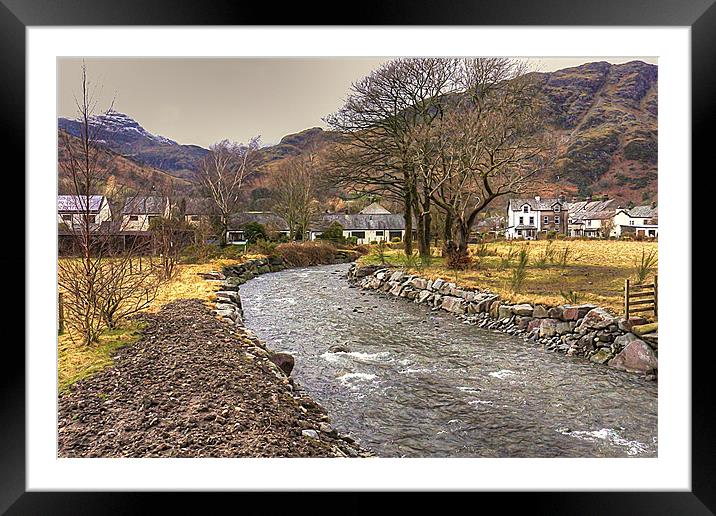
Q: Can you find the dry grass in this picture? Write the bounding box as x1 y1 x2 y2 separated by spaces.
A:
57 256 259 393
359 239 658 314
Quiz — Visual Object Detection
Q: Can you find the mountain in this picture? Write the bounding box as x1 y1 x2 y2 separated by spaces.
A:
58 111 209 180
56 61 657 205
57 130 193 195
532 60 657 203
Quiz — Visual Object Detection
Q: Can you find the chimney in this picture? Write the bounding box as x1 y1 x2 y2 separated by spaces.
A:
558 193 566 203
534 195 541 203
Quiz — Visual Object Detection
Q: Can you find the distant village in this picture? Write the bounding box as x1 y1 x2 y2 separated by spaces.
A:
58 193 658 247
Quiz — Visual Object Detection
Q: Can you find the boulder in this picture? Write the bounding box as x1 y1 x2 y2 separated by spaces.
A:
408 277 428 290
416 290 433 304
555 321 573 335
539 318 559 338
578 307 617 331
562 304 597 321
517 316 532 330
439 282 456 295
302 429 319 439
533 305 549 318
269 352 295 376
548 306 564 319
527 319 542 332
389 283 404 297
617 316 648 332
608 338 658 373
215 290 240 304
441 296 465 314
489 301 501 319
431 278 445 291
590 348 613 364
632 322 658 336
476 295 496 313
511 304 534 317
389 270 405 283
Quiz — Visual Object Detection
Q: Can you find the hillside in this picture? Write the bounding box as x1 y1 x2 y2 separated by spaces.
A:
57 130 193 196
56 61 657 205
533 60 657 203
58 111 209 180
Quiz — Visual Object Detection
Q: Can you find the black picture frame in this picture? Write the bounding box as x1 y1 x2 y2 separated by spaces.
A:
2 0 705 512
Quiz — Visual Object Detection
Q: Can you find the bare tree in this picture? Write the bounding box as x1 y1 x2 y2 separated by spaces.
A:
325 58 461 257
58 64 166 344
271 151 320 240
199 138 261 245
423 59 555 264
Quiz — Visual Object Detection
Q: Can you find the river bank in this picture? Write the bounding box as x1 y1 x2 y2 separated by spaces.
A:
239 263 657 458
57 253 371 458
349 264 658 380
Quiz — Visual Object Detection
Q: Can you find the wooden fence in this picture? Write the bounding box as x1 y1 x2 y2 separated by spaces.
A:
624 275 658 319
58 292 65 334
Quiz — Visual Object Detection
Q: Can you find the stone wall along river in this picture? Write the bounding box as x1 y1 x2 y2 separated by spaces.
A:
239 263 658 458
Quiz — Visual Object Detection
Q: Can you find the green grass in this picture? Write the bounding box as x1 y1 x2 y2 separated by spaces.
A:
58 321 146 394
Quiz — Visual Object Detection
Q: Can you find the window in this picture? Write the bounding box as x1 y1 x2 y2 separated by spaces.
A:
148 215 159 224
389 231 402 241
629 220 635 226
522 205 529 213
129 215 139 222
555 216 561 224
62 214 72 221
586 220 592 227
351 231 366 239
84 215 96 223
519 216 524 225
544 216 549 224
554 205 561 212
375 230 384 236
529 217 534 225
228 231 245 242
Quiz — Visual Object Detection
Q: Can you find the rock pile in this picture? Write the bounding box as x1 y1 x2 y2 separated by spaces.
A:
349 264 658 379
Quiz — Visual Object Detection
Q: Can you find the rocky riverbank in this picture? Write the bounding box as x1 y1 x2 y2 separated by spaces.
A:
58 257 372 458
349 264 658 380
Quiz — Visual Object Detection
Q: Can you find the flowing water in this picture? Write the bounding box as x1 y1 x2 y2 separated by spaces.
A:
240 263 658 458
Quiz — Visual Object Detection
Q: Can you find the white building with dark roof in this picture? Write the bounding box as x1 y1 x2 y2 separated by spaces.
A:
57 195 112 230
567 199 616 237
121 196 170 232
612 205 658 238
309 203 408 244
505 195 568 239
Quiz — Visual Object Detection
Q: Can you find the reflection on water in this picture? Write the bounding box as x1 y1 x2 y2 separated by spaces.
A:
240 264 658 458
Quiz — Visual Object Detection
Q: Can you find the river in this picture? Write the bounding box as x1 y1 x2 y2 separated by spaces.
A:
239 263 658 458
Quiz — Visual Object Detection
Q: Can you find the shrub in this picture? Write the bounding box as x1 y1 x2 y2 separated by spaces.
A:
180 243 221 264
242 222 268 244
510 247 529 292
560 289 580 304
249 238 278 257
317 221 346 243
275 241 338 267
634 248 658 283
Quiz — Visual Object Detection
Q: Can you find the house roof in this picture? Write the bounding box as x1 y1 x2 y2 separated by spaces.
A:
313 213 407 231
57 195 105 212
122 196 166 215
359 202 391 215
623 205 658 218
180 197 214 215
509 197 566 211
227 212 290 231
570 210 615 222
567 199 615 214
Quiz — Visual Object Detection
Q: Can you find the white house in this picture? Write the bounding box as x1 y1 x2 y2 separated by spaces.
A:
121 196 170 232
505 196 568 239
611 205 658 238
57 195 112 230
309 203 408 244
226 212 291 244
567 199 616 238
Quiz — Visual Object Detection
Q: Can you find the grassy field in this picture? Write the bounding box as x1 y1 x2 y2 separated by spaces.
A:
57 257 250 393
359 239 658 314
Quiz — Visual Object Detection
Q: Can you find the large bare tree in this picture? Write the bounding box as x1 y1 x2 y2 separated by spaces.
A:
271 151 320 240
325 58 460 257
424 58 555 263
199 137 260 245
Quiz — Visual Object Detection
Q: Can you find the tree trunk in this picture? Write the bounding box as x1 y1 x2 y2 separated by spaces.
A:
403 184 414 256
442 210 454 256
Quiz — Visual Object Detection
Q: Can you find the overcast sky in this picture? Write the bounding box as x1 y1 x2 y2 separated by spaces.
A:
58 57 657 148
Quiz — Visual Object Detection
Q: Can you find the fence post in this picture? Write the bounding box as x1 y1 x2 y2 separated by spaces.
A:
58 292 64 334
624 279 630 319
654 274 658 319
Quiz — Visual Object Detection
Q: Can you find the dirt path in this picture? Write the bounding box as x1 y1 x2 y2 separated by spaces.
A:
58 299 370 458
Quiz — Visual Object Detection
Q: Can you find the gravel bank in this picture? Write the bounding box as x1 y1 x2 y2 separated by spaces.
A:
58 299 370 458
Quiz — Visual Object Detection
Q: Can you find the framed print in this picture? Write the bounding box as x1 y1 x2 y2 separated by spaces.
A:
2 0 708 512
